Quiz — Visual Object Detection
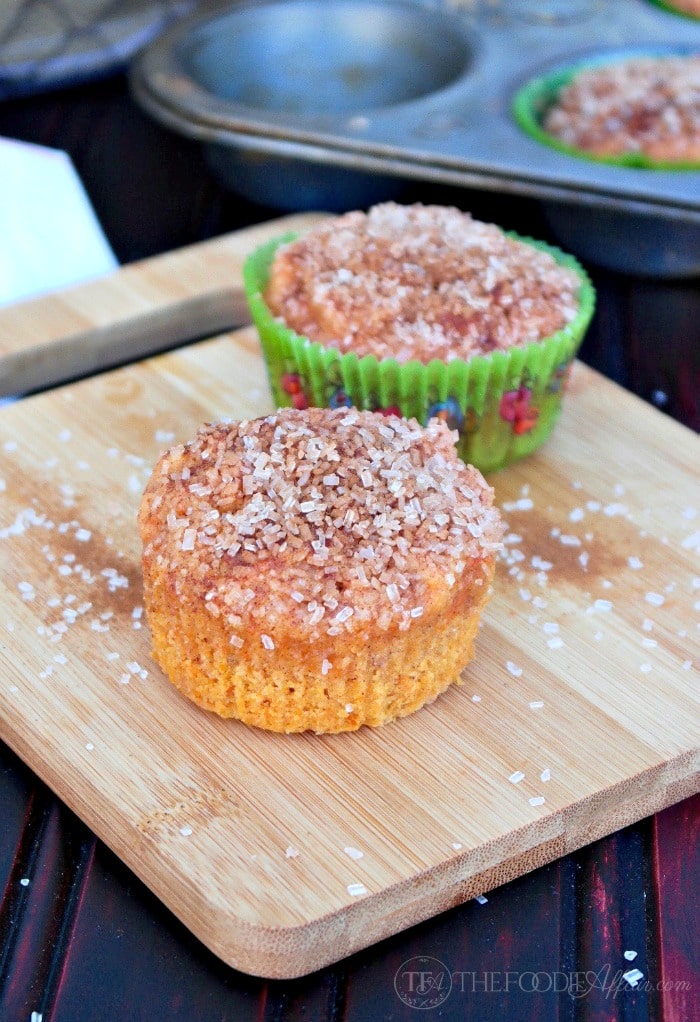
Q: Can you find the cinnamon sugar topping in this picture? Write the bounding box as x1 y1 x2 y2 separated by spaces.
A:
543 55 700 162
139 408 503 642
264 203 581 363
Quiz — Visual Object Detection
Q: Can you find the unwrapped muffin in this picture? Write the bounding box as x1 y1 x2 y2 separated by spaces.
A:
138 407 503 733
244 203 594 473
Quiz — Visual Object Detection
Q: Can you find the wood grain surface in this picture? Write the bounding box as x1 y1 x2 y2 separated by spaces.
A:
0 329 698 979
0 212 324 398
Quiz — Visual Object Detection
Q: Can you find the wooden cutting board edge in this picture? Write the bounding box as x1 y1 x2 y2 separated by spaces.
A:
2 711 696 979
0 212 326 398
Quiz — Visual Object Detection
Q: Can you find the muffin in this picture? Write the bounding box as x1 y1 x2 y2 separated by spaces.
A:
533 54 700 165
138 407 503 734
650 0 700 19
244 203 595 474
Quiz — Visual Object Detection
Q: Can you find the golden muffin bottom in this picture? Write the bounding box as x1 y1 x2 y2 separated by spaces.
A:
142 556 495 734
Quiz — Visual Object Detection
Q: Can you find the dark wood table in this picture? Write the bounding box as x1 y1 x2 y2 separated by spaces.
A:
0 74 698 1022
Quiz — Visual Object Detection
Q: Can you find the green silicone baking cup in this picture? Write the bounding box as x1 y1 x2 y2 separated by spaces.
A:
646 0 699 21
512 55 700 171
243 231 596 474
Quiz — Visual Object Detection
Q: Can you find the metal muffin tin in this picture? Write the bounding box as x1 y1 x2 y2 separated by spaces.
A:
130 0 700 276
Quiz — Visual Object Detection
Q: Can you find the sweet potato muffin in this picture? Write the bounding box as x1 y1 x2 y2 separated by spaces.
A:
542 55 700 163
138 407 503 733
264 202 582 365
245 204 594 473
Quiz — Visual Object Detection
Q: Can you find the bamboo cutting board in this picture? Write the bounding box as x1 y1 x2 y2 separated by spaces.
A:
0 330 698 979
0 212 325 398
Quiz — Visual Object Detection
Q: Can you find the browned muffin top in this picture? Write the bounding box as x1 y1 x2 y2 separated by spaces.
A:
138 408 503 643
264 203 581 364
543 55 700 162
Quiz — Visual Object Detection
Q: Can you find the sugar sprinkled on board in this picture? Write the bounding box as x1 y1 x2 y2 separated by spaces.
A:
344 846 364 860
475 894 489 905
509 771 525 784
506 661 523 677
646 592 665 607
540 768 551 782
624 950 638 961
529 796 546 807
179 825 193 837
529 700 545 710
347 883 368 897
285 846 300 859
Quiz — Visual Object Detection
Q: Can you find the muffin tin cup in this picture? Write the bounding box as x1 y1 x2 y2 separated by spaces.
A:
243 233 596 474
512 57 700 172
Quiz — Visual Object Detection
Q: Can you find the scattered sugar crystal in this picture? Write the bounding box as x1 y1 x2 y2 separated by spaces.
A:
344 847 364 860
509 771 525 784
85 742 94 751
345 703 354 713
569 508 584 522
540 768 551 782
624 950 638 961
347 883 367 897
594 599 613 612
261 634 275 650
543 622 559 634
642 618 654 632
322 659 332 675
547 637 564 649
180 825 193 837
471 694 482 702
646 593 665 607
20 877 30 886
452 842 462 850
285 846 299 858
623 969 644 988
529 701 544 710
475 894 488 904
642 637 658 649
640 663 653 673
506 661 522 677
529 796 546 807
628 557 643 570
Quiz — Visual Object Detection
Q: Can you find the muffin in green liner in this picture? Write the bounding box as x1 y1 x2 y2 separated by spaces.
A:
243 228 595 475
513 52 700 170
646 0 700 21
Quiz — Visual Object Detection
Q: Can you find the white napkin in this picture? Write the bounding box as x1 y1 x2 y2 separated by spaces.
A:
0 135 118 308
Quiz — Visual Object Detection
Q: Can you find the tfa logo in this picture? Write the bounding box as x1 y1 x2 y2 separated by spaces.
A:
394 956 452 1009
